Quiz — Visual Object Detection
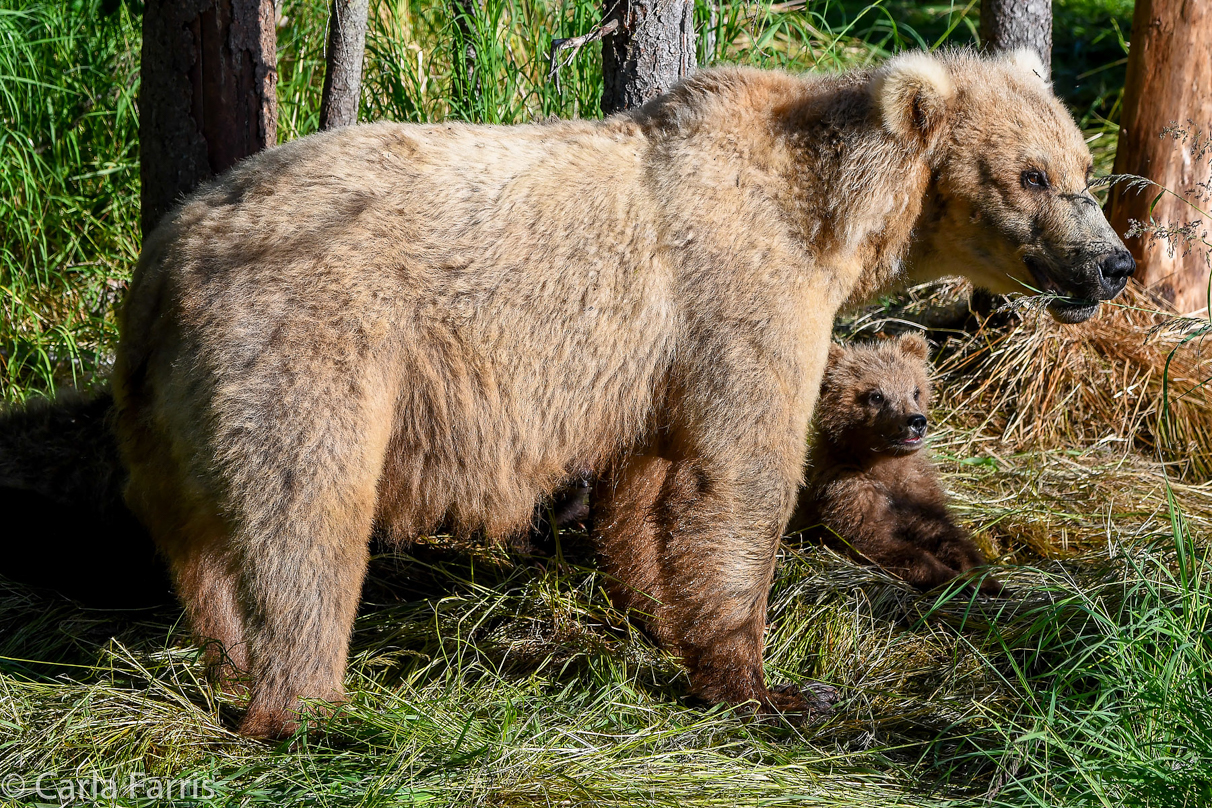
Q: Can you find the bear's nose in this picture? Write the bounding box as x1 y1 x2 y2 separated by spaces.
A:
1097 249 1135 296
908 415 927 437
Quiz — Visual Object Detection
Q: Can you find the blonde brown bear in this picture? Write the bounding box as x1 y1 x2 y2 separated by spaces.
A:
114 49 1132 738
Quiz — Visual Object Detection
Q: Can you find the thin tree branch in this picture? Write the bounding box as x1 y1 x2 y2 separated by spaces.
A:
547 18 618 94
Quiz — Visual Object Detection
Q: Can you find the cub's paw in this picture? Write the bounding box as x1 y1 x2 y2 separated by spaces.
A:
957 568 1009 598
758 681 838 725
978 576 1009 598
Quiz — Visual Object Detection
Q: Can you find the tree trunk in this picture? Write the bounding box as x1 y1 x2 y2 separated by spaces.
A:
601 0 696 115
980 0 1052 74
703 1 719 64
1108 0 1212 314
140 0 277 236
320 0 370 130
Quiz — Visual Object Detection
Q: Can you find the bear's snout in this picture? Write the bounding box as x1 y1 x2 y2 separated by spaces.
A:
908 414 927 438
1096 248 1135 297
1040 246 1134 324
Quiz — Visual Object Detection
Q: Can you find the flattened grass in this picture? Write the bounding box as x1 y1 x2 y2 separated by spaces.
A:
4 434 1211 806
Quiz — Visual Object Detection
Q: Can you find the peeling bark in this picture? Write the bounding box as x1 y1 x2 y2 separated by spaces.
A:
140 0 277 235
601 0 696 116
980 0 1052 74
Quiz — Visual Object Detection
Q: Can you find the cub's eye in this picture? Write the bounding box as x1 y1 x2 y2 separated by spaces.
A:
914 389 921 401
868 391 884 406
1022 169 1050 190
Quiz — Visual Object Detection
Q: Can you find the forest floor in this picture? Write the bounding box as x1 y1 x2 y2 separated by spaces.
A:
4 402 1210 807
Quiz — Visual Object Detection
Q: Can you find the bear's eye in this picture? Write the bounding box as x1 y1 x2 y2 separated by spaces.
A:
1022 169 1050 190
868 391 884 406
914 389 921 401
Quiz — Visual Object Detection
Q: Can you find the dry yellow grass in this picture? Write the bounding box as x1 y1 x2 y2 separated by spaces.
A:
848 281 1212 481
937 283 1212 477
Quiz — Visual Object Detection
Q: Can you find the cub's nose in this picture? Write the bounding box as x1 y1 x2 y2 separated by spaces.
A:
1097 248 1135 296
908 414 927 437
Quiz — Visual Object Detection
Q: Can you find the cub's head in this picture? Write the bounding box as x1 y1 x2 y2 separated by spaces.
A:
816 334 933 457
874 49 1133 323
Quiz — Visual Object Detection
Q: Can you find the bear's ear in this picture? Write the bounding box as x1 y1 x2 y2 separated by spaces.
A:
1002 47 1049 86
898 332 929 360
828 342 846 365
872 51 955 149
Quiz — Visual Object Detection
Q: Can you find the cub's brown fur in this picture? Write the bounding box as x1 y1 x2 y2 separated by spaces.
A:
791 336 1003 596
0 391 172 607
113 49 1128 738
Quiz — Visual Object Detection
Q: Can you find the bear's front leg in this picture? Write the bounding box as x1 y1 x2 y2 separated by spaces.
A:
595 447 836 722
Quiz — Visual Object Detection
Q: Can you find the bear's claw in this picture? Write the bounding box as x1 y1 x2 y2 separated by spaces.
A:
762 681 839 725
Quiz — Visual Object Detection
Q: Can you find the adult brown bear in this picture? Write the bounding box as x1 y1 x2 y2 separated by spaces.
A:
113 49 1132 738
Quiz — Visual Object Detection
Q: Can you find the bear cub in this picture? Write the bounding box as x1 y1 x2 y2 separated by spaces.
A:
790 335 1004 596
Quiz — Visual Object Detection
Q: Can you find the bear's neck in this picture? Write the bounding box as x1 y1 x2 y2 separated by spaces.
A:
902 187 966 283
773 87 938 309
809 435 914 479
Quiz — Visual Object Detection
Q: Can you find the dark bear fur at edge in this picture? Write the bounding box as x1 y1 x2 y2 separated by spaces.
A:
0 390 173 607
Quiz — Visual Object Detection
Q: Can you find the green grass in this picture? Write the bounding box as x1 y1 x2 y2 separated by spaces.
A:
4 1 1211 806
974 531 1212 807
3 435 1211 806
0 1 139 401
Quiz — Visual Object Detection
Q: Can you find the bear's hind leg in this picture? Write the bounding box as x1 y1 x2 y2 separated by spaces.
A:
166 513 249 688
595 447 835 721
217 373 394 740
127 469 249 688
592 452 672 621
236 483 377 740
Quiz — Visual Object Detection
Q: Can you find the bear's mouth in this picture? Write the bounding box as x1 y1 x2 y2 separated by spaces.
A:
1047 298 1101 324
888 435 924 453
1023 256 1101 324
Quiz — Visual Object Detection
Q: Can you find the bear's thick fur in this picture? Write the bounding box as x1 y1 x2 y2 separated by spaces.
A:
113 49 1131 738
0 391 171 607
791 336 1003 596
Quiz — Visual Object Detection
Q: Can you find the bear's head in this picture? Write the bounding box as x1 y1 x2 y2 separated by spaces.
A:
816 334 933 458
875 49 1133 323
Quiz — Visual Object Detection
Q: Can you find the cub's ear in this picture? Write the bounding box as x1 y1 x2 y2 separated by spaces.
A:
828 343 847 365
872 51 955 148
898 332 929 360
1002 47 1049 86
